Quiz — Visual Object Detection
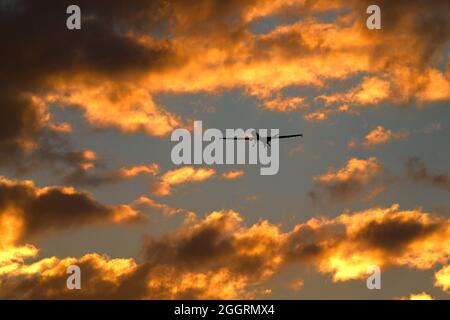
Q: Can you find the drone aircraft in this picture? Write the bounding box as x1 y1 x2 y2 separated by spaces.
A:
221 130 303 148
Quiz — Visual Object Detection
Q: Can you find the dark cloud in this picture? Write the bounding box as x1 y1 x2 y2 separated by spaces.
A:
0 0 178 167
60 169 126 187
351 0 450 67
142 210 281 280
406 157 450 192
1 205 449 298
309 157 385 205
355 219 441 253
0 176 144 242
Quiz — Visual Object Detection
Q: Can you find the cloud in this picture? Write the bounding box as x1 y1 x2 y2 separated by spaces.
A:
221 170 245 180
133 196 194 217
0 1 184 171
406 158 450 192
398 292 434 300
261 96 308 112
362 126 409 149
286 204 450 281
434 264 450 292
310 157 383 202
0 93 49 166
1 0 450 299
2 204 448 298
44 82 183 137
1 209 285 299
65 165 240 195
0 253 140 299
0 176 145 245
318 77 391 109
1 0 449 172
152 166 216 196
62 163 160 187
119 164 160 178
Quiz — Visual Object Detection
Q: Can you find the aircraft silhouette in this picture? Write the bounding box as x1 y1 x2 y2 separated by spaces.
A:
221 130 303 148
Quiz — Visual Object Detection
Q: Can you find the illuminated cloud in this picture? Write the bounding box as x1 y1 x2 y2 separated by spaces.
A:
0 176 145 245
1 0 449 172
145 266 249 299
398 292 434 300
1 209 285 299
119 164 160 178
1 204 449 298
311 157 382 202
434 265 450 292
133 196 193 217
47 122 72 134
261 96 308 112
221 170 245 180
362 126 409 149
44 82 183 138
287 204 450 281
318 77 391 108
0 253 139 299
62 163 160 187
1 0 449 300
152 166 216 196
141 209 286 298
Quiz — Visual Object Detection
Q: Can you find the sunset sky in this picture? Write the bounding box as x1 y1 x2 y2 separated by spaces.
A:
0 0 449 299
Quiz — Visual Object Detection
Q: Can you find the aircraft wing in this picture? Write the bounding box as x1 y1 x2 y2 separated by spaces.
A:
275 134 303 139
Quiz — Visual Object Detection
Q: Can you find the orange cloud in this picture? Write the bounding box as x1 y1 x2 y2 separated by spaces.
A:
314 157 381 184
0 252 138 299
44 81 183 138
287 204 450 281
133 196 192 217
261 96 308 112
221 170 245 180
362 126 409 149
78 149 97 171
311 157 382 201
398 292 434 300
0 176 144 246
1 209 285 299
1 204 449 298
145 266 249 299
1 0 449 170
152 166 216 196
434 265 450 292
119 164 160 178
47 122 72 134
319 77 391 108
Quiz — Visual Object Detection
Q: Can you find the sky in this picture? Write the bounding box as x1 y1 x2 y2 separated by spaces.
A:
0 0 449 299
